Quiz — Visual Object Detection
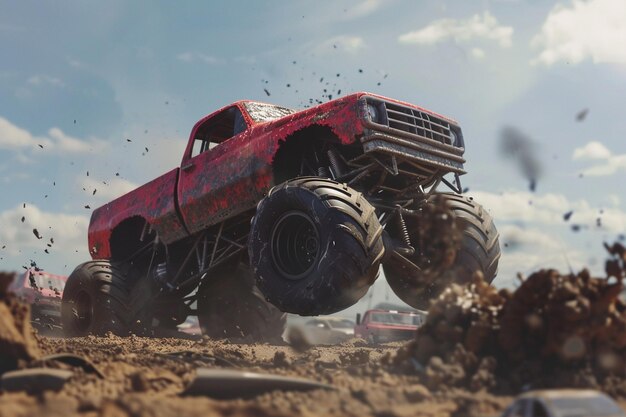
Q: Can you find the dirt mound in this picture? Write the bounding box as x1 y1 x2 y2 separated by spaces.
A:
0 272 40 374
394 242 626 395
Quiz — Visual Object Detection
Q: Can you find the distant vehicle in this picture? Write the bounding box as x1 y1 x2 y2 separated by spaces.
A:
354 309 425 344
500 389 625 417
302 317 355 345
177 315 201 336
9 268 67 333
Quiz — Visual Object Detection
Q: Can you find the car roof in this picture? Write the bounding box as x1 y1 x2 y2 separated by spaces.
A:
26 269 68 281
366 309 418 315
518 389 607 400
314 316 353 322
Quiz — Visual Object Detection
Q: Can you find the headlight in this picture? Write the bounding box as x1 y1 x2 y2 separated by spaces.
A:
449 129 458 146
366 103 381 123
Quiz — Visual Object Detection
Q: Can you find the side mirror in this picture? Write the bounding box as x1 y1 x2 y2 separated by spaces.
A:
356 313 361 325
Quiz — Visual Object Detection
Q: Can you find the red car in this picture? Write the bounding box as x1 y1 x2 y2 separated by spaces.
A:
354 309 425 344
10 268 67 333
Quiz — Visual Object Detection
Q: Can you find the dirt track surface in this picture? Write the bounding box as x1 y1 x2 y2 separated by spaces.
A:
0 335 510 417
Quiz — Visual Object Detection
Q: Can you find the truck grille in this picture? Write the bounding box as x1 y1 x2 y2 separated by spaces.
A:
369 99 456 147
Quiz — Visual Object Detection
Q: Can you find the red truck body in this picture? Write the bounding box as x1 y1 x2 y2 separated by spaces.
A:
87 92 463 258
354 309 425 343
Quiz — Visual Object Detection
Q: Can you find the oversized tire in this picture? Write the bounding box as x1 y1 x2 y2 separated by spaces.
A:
197 264 286 343
61 260 133 336
249 177 385 315
384 193 500 310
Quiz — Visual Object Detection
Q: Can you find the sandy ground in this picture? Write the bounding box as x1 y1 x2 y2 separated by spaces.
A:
0 334 515 417
1 242 625 416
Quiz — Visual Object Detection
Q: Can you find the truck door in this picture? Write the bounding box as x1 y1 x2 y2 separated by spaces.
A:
177 105 263 234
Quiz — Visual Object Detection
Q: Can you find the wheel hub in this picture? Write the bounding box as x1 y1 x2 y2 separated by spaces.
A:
270 211 320 280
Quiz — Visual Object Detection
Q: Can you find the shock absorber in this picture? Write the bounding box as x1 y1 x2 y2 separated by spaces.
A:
327 148 345 178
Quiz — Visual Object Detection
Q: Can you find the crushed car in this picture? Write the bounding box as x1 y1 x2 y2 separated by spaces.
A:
500 389 626 417
9 268 66 333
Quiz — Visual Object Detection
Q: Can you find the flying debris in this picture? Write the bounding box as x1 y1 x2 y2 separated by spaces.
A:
576 108 589 122
499 126 543 192
33 229 42 240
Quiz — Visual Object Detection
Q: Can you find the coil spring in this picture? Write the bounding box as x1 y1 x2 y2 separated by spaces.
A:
397 210 411 248
327 148 344 178
318 166 331 177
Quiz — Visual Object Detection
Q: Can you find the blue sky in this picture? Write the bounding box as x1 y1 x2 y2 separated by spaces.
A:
1 0 625 313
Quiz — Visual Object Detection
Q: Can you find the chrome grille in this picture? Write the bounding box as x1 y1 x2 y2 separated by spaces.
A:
374 100 455 146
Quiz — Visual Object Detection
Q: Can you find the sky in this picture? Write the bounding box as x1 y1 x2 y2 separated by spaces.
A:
1 0 625 315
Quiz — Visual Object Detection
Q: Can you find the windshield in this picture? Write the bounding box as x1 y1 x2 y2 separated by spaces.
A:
243 102 297 123
550 395 624 417
32 273 65 292
370 312 421 326
329 319 354 329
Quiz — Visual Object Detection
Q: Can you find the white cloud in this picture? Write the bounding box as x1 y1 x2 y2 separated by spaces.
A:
313 35 366 55
343 0 387 19
80 177 138 201
572 141 626 176
500 224 562 251
469 190 626 232
0 204 89 258
470 47 486 59
176 51 221 64
573 141 612 160
27 75 64 87
532 0 626 66
398 11 513 48
0 116 107 154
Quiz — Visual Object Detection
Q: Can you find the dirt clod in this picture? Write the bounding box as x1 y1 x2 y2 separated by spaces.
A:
395 242 626 395
0 272 40 374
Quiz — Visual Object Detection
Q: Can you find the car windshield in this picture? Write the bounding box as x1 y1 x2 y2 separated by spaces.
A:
329 319 354 329
243 102 297 122
32 273 65 292
549 395 624 417
370 312 420 326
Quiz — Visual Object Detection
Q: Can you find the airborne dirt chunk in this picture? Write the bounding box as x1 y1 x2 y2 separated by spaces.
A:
0 272 40 375
394 242 626 396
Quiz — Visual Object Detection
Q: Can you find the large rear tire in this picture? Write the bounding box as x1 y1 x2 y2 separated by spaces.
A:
197 264 285 343
249 177 385 316
384 193 500 310
61 260 132 336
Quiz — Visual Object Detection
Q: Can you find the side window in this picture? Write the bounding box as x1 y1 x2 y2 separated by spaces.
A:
531 400 548 417
190 106 247 158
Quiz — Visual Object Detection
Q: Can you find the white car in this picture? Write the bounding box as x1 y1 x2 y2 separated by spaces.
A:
301 317 355 345
500 389 625 417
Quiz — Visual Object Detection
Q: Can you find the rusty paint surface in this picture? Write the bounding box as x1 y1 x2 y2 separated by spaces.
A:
88 169 187 258
87 92 457 259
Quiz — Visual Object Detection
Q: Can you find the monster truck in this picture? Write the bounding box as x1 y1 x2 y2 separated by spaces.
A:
61 92 500 340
